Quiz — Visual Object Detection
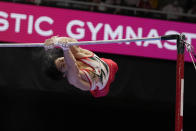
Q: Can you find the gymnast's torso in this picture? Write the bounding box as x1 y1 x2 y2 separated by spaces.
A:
74 47 110 92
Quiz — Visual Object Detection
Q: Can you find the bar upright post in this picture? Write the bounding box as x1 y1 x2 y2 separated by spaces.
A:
175 34 185 131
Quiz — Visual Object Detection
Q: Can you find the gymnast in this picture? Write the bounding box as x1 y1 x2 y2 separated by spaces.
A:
43 36 118 98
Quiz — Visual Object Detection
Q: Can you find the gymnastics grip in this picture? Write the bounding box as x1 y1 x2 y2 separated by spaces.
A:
161 34 179 40
54 42 69 51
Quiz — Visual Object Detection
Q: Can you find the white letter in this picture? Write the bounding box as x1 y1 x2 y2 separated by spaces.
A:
28 15 33 34
126 26 142 46
87 22 103 40
143 29 162 48
10 13 27 33
66 20 85 39
104 24 123 40
163 30 179 50
0 11 9 31
35 16 53 36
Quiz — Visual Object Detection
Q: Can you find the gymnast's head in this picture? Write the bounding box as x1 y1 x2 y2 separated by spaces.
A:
42 36 68 80
42 47 67 80
42 36 79 80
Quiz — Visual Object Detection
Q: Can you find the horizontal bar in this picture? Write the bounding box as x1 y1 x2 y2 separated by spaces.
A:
70 37 162 46
0 43 44 47
0 37 162 47
161 34 179 40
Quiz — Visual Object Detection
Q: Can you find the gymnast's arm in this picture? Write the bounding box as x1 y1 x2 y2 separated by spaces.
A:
63 48 91 91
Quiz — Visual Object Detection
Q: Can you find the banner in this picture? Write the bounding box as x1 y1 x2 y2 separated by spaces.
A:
0 2 196 61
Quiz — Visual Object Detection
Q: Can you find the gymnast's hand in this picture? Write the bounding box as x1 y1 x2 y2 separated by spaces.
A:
44 36 78 51
44 36 57 50
56 37 78 48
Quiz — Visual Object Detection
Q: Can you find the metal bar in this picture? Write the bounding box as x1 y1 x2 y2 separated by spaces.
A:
0 36 161 47
0 43 44 47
